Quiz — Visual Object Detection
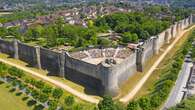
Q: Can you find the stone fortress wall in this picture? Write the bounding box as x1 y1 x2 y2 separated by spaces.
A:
0 15 194 97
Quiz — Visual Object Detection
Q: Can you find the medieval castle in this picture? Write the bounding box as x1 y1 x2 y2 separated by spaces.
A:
0 15 194 97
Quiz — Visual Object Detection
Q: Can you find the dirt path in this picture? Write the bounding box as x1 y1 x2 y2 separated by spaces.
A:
0 58 99 104
119 25 195 103
0 26 194 105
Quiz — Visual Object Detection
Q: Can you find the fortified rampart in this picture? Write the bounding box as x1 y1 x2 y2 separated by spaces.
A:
0 15 194 97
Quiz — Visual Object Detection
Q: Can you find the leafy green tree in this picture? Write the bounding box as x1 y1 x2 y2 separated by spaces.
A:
127 100 139 110
98 96 115 110
7 26 21 40
121 32 139 43
0 63 8 77
48 100 58 110
42 85 53 95
138 97 151 110
8 67 24 78
98 38 111 47
150 95 161 108
64 96 75 106
52 88 63 99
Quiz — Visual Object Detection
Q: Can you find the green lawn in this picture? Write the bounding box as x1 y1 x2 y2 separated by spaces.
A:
0 83 31 110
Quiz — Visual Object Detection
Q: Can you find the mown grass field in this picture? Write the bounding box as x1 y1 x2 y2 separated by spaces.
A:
0 83 32 110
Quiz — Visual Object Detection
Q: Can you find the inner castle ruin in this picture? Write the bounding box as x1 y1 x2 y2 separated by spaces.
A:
0 15 194 97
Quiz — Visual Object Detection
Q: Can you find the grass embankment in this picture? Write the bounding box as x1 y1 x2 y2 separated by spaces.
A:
120 36 177 98
125 29 195 110
0 83 32 110
169 96 195 110
134 29 194 99
0 54 100 99
136 28 192 98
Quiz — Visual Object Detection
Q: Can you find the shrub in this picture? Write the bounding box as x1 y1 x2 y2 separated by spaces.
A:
127 100 139 110
98 96 115 110
42 85 53 95
72 104 83 110
0 62 8 77
48 100 58 110
150 95 161 107
38 93 49 103
34 80 45 89
138 97 151 110
8 67 24 78
64 96 75 106
33 104 45 110
52 88 63 99
114 102 125 110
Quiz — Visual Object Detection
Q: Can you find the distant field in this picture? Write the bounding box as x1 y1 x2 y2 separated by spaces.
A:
0 83 31 110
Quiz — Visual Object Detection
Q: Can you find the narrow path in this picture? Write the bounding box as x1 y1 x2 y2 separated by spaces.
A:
0 58 99 104
119 25 195 103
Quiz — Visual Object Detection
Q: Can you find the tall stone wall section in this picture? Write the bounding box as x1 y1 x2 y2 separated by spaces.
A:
97 51 137 96
0 38 15 57
0 16 193 97
64 54 104 92
18 42 38 67
40 48 62 76
135 16 192 73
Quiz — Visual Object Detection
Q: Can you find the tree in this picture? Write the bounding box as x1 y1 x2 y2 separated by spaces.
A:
42 85 53 95
7 26 21 40
0 63 8 77
127 101 139 110
25 28 39 41
98 96 115 110
150 95 161 108
121 32 139 43
52 88 63 99
98 38 111 47
64 96 75 106
87 20 94 28
138 97 151 110
8 67 24 78
48 100 58 110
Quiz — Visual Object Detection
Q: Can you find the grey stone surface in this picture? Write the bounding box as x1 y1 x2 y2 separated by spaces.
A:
40 48 61 76
0 38 14 57
18 42 37 67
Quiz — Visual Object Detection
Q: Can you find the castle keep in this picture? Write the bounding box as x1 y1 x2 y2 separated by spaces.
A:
0 15 194 96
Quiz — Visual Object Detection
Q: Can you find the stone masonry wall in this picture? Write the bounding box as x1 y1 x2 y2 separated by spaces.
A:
0 16 193 97
18 42 37 67
0 38 15 57
40 48 61 76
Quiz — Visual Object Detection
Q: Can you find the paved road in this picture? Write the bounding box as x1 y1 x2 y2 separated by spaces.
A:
163 62 193 109
119 25 195 103
0 58 99 104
